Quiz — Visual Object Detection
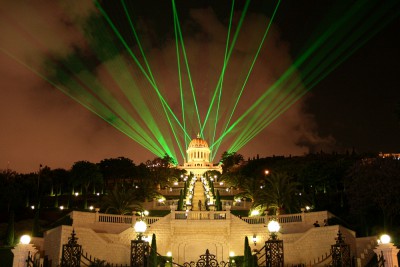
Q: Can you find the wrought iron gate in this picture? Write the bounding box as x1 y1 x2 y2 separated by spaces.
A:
182 249 230 267
60 230 82 267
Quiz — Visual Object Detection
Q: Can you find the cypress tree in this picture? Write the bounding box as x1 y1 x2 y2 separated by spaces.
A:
216 190 222 211
149 233 158 267
243 236 250 267
6 210 15 246
178 189 184 211
32 209 40 237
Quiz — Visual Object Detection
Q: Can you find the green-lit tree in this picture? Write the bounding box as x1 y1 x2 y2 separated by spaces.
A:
215 190 222 211
178 189 184 211
70 161 103 209
243 236 254 267
6 210 15 246
149 234 158 267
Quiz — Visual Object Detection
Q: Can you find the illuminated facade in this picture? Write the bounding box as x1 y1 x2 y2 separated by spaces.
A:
178 134 222 176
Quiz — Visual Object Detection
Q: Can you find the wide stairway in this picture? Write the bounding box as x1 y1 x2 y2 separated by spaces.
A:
192 180 206 211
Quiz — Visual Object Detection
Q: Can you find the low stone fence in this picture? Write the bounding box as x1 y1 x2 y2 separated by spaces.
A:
71 211 162 226
172 210 229 220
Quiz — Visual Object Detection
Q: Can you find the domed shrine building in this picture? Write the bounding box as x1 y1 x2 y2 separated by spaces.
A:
178 134 222 176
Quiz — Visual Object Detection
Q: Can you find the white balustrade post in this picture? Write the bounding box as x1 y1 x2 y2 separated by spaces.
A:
95 208 100 223
12 243 38 267
170 205 177 220
132 212 137 224
226 205 231 219
374 243 400 267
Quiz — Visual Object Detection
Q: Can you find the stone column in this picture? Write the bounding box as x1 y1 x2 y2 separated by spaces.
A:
12 244 38 267
95 208 100 222
374 243 400 267
225 205 231 219
170 205 177 220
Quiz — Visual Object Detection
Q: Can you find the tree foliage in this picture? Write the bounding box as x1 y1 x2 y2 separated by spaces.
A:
261 172 301 214
101 184 142 215
71 161 103 209
220 151 244 173
346 157 400 230
98 157 136 186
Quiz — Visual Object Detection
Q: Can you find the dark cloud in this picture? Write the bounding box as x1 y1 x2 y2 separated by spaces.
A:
10 0 394 173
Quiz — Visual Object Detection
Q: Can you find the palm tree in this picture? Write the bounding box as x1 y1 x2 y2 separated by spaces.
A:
235 177 268 209
101 185 142 215
262 172 300 215
220 151 244 173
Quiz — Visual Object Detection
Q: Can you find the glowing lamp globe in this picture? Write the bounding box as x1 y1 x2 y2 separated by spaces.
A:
166 251 172 257
134 220 147 234
380 234 391 244
20 235 31 244
267 220 280 233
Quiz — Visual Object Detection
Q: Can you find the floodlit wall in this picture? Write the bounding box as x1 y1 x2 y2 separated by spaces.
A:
38 211 382 266
39 210 366 266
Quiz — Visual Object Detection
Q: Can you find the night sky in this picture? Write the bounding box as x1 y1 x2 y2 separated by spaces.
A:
0 0 399 173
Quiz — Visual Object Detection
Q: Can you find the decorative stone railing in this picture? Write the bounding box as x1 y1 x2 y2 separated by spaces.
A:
71 209 330 228
241 211 330 225
172 210 229 220
98 213 134 224
97 213 162 225
65 210 164 226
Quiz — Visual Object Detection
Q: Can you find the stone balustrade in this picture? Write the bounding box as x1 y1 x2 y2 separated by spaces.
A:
71 211 162 227
173 211 229 220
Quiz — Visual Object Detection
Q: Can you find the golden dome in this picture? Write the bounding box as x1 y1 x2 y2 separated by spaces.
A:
188 135 209 148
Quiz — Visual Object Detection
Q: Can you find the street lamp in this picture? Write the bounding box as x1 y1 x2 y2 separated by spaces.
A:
20 235 31 244
374 234 400 267
131 220 149 267
267 220 280 240
379 234 391 244
134 220 147 240
265 220 283 266
252 234 257 246
15 234 38 267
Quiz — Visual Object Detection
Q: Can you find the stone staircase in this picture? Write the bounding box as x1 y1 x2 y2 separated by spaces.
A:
356 236 378 266
192 181 206 211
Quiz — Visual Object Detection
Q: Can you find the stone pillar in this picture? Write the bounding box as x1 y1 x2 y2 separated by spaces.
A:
95 208 100 222
226 205 231 219
374 243 400 267
12 244 38 267
170 205 177 220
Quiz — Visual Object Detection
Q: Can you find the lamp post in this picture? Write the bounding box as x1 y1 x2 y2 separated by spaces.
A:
373 234 399 267
12 235 38 267
265 220 283 267
131 220 149 267
331 230 352 267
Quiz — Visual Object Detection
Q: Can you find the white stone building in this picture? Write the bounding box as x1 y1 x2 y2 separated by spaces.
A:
178 134 222 176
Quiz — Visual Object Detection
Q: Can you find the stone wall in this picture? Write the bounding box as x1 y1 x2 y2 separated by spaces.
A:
40 210 363 266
